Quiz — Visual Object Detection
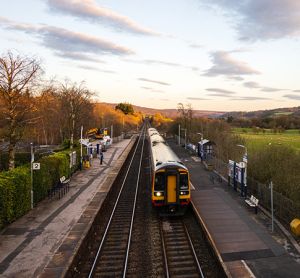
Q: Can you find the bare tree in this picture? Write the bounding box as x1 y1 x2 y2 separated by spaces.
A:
0 51 42 169
57 80 93 148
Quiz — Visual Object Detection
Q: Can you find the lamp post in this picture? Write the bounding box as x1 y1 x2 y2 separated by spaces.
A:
270 181 274 232
197 132 203 161
30 143 34 209
181 128 187 149
178 124 181 145
237 144 247 198
80 125 83 170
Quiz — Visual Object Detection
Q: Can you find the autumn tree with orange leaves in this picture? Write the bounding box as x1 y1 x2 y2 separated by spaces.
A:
0 51 42 169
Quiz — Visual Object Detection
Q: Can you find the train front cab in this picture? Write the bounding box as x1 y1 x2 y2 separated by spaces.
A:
152 167 190 215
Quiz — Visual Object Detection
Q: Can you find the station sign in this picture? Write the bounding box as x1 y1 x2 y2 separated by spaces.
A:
32 163 40 170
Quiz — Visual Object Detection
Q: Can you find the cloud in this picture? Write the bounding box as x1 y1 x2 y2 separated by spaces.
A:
203 51 260 77
47 0 160 36
231 96 269 101
204 1 300 40
124 58 199 72
206 88 236 95
78 66 116 73
141 86 164 93
228 76 244 81
189 43 203 48
55 52 105 63
243 81 260 89
293 90 300 92
186 97 209 100
144 59 182 67
0 17 134 61
138 78 170 86
243 81 282 92
283 94 300 100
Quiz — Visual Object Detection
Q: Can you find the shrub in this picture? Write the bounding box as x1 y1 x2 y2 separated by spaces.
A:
0 166 31 229
0 148 82 229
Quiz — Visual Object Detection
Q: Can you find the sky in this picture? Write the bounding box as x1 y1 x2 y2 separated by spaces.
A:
1 0 300 112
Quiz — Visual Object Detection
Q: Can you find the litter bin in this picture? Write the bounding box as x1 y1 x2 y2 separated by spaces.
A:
290 218 300 236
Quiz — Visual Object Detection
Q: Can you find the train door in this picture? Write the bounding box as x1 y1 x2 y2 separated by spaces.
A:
167 175 177 203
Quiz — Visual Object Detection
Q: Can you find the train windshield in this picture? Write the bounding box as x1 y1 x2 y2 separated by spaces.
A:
179 173 188 190
154 172 165 191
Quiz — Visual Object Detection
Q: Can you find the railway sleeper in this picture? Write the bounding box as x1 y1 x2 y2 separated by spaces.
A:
167 249 191 255
167 245 190 250
95 265 123 272
169 260 197 267
101 254 124 260
170 266 199 275
94 271 122 277
172 273 200 278
169 255 194 262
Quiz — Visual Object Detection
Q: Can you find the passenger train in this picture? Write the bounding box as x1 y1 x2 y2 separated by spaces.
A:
148 128 191 215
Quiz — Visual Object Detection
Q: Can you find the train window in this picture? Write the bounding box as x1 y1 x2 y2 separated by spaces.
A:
154 172 165 191
179 174 188 190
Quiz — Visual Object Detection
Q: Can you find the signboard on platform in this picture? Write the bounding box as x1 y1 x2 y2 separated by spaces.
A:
32 163 40 170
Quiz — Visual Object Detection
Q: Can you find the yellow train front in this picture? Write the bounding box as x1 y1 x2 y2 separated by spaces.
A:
148 128 190 216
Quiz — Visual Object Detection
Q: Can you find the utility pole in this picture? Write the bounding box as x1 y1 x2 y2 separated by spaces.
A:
30 143 34 209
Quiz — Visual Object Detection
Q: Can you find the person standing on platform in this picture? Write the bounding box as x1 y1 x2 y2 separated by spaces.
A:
100 152 104 165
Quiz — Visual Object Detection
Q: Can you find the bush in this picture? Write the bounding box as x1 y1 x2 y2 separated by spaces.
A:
0 147 82 229
33 151 72 203
0 166 31 229
248 145 300 202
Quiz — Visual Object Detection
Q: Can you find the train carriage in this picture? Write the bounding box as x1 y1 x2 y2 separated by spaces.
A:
148 128 190 215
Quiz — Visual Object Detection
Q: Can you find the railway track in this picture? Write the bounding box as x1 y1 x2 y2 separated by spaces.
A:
84 128 145 277
160 217 205 278
68 123 226 277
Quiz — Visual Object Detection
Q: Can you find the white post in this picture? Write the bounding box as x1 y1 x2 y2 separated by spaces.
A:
111 125 113 142
271 181 274 232
184 129 187 149
30 143 34 209
178 124 181 145
80 125 83 170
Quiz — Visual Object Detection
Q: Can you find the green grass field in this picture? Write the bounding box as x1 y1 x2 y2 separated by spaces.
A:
233 128 300 152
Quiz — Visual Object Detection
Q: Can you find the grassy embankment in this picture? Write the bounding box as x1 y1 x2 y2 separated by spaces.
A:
233 128 300 152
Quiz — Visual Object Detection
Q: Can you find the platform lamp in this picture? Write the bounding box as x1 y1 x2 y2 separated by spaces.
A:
237 144 247 198
197 132 203 161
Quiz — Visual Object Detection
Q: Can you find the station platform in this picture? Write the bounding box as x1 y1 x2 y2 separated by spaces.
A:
0 138 134 278
168 139 300 278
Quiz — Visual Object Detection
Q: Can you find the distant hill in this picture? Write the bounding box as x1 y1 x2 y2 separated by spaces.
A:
98 102 224 119
223 106 300 119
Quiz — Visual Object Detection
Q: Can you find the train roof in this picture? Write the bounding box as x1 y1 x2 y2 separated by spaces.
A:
148 128 187 172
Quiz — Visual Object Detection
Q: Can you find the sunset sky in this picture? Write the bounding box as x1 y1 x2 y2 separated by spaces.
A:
1 0 300 111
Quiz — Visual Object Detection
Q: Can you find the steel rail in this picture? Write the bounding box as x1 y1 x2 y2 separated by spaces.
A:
183 222 205 278
122 130 146 277
88 126 145 278
160 219 170 278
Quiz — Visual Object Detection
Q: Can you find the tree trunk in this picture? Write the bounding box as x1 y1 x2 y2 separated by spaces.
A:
8 142 16 170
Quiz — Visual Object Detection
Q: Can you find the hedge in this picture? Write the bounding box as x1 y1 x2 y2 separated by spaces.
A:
0 147 82 230
0 166 31 229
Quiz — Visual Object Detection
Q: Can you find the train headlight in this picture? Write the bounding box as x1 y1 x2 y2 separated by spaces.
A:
180 191 189 195
154 191 164 197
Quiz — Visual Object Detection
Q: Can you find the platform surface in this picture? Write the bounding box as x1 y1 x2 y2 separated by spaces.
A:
169 139 300 278
0 139 132 278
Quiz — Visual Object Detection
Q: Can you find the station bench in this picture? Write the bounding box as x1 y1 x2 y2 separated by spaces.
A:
245 195 259 214
48 176 70 199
